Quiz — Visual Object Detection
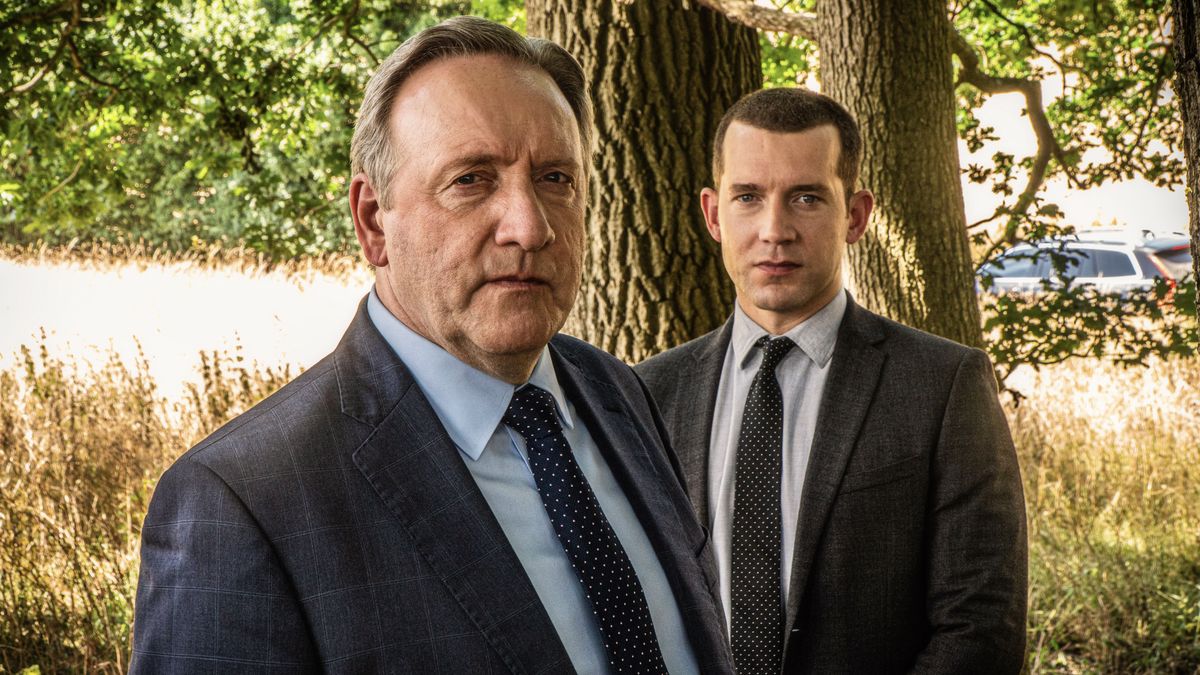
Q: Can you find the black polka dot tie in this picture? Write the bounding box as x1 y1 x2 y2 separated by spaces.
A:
503 385 668 675
731 335 795 675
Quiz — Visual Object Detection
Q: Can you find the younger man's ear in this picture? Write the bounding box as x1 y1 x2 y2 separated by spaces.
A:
349 173 388 267
845 189 874 244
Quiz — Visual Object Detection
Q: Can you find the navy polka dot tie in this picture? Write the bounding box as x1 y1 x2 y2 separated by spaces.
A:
503 385 668 674
731 336 795 675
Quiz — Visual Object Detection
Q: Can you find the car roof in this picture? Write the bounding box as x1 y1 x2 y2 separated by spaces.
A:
1139 236 1191 253
1007 232 1189 253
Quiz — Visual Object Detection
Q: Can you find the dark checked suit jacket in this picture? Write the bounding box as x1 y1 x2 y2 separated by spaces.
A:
634 293 1028 674
130 298 732 674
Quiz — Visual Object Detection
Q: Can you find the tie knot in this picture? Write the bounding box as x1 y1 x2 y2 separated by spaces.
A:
755 335 795 373
503 385 561 441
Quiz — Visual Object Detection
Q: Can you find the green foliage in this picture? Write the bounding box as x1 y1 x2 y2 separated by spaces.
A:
471 0 524 30
758 1 817 89
982 278 1198 395
0 0 482 259
953 0 1193 376
953 0 1181 203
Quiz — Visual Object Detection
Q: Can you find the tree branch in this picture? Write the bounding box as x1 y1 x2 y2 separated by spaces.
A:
37 87 119 204
688 0 1078 249
0 0 72 34
66 36 119 89
977 0 1073 74
344 31 379 67
691 0 819 40
40 156 85 202
5 0 80 96
951 28 1076 243
9 53 60 94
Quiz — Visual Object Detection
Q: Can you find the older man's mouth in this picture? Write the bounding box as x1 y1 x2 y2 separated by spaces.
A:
487 275 551 289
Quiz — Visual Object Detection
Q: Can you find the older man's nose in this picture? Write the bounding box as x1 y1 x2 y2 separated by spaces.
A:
495 181 555 251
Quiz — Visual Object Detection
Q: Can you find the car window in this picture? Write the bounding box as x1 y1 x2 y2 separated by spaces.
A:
1057 248 1097 278
1155 248 1194 279
988 249 1047 277
1091 249 1136 277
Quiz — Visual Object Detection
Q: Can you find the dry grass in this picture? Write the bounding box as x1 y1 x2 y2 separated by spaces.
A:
0 340 1197 673
0 240 365 284
1010 358 1200 673
0 339 291 673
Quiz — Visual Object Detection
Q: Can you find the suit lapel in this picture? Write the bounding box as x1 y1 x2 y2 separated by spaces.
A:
551 345 693 561
551 341 730 671
679 320 734 525
335 302 572 675
783 298 885 650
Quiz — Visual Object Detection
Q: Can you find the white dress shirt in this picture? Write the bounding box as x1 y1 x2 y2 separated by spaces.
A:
366 288 699 675
708 291 846 630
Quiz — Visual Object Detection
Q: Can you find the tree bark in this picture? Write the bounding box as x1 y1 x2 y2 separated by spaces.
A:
1173 0 1200 308
817 0 984 347
527 0 761 362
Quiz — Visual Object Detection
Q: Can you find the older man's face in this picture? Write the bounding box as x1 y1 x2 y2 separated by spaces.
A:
360 54 586 379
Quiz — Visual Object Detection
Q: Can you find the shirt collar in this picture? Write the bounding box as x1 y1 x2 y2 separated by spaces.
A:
731 289 846 371
366 287 573 461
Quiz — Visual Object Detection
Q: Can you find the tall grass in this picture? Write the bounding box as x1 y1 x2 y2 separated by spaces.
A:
1011 358 1200 673
0 339 291 673
0 341 1197 673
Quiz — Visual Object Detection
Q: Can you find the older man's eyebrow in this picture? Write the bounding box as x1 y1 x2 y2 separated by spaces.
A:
533 156 582 171
442 153 503 172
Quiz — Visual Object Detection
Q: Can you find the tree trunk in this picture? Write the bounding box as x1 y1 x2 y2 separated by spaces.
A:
527 0 761 362
1173 0 1200 309
817 0 984 347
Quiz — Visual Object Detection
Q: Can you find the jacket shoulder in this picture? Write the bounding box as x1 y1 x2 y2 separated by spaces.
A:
550 332 646 394
851 305 988 371
171 353 347 476
633 327 724 385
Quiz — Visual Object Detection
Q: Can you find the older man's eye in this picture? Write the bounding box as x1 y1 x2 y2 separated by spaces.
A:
542 171 574 185
454 173 481 186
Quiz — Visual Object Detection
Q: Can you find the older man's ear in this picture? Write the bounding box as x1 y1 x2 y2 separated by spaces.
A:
350 173 388 268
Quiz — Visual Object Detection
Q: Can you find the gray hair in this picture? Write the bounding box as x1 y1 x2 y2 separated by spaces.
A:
350 16 594 209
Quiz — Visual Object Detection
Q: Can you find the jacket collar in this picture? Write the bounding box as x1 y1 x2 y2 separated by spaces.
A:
334 297 576 674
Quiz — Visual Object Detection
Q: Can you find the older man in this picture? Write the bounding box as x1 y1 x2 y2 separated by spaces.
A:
130 17 731 674
636 88 1027 674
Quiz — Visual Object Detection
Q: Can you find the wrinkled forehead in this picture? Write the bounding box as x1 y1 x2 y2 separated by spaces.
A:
388 55 582 162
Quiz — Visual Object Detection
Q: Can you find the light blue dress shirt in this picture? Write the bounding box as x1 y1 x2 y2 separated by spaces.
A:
366 289 699 675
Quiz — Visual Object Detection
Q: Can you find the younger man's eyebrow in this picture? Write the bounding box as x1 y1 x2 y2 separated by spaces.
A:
788 183 833 196
728 182 761 193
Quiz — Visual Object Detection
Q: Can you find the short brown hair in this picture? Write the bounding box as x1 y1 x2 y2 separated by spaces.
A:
350 16 594 209
711 88 863 199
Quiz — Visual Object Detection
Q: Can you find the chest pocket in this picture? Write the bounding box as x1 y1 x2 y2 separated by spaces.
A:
837 454 923 494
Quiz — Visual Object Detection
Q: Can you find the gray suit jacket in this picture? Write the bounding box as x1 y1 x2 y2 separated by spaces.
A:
635 295 1028 674
131 299 732 674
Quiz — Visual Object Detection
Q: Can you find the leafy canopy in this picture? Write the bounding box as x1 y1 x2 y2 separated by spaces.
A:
0 0 503 258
